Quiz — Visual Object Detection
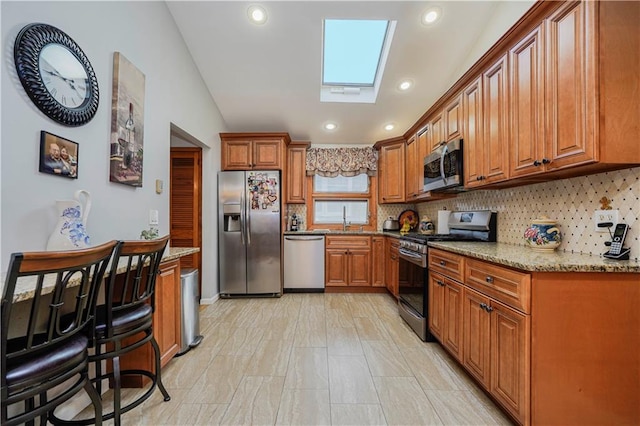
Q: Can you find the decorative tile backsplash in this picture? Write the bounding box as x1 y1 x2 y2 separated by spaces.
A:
413 167 640 261
291 167 640 261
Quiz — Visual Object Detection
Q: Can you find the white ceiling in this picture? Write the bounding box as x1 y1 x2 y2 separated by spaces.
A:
167 1 535 145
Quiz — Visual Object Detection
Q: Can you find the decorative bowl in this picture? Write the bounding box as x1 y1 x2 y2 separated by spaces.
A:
524 216 562 252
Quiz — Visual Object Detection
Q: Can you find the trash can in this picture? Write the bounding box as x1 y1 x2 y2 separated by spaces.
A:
177 268 203 355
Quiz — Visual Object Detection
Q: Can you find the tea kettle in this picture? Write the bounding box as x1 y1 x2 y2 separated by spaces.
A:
382 216 400 231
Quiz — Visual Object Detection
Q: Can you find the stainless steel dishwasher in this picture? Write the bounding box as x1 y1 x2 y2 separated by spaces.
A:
284 235 325 291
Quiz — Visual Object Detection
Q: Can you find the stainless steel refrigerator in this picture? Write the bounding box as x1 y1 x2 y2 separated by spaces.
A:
218 171 282 297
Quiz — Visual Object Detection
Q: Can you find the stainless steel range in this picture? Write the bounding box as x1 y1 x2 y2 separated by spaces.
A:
397 210 497 341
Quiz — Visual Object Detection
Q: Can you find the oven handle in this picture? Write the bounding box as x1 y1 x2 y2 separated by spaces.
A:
399 248 427 268
399 298 423 320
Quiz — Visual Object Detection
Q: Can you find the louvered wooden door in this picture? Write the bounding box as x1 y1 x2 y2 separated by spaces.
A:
170 148 202 293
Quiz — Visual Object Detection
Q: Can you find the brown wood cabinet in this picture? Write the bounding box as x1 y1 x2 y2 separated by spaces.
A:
463 285 530 423
375 138 405 204
155 259 182 366
444 95 463 142
119 258 182 388
325 236 371 287
430 248 529 424
509 24 546 178
286 142 309 204
405 134 420 200
371 236 385 287
384 237 399 298
429 246 640 425
428 111 445 151
464 54 510 189
407 1 639 191
429 271 464 362
220 132 290 170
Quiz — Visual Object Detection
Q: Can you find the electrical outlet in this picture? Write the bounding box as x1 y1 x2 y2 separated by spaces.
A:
149 209 159 226
593 209 619 232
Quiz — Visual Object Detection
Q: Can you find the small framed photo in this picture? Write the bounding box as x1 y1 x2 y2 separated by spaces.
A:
39 131 79 179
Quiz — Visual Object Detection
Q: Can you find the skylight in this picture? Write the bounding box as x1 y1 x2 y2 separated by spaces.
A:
321 19 396 104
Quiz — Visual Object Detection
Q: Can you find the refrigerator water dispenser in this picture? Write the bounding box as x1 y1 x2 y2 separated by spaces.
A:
223 203 241 232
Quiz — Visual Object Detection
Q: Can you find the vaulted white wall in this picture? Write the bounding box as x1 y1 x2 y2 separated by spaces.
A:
1 1 225 299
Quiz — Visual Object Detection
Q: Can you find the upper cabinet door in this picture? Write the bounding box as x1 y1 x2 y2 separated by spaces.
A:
510 25 546 178
405 135 419 200
463 76 484 188
253 139 282 169
221 133 287 170
378 141 405 204
286 143 308 204
222 140 253 170
429 112 445 151
545 0 597 169
482 53 510 185
445 94 463 142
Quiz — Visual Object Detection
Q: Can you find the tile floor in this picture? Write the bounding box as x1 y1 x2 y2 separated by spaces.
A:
76 293 514 425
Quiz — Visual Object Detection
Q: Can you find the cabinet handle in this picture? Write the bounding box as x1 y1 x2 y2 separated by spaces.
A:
476 175 486 181
533 160 542 167
440 260 446 266
345 251 349 255
437 280 445 287
479 303 493 313
542 158 550 164
485 276 494 284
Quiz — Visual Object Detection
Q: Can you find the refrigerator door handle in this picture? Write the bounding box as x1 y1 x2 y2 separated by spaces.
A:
240 183 246 246
246 190 251 246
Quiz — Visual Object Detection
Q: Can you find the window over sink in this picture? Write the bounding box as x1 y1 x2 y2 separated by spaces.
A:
308 173 376 229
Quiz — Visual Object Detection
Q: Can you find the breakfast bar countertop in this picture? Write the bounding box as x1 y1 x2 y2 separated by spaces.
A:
2 247 200 303
427 241 640 273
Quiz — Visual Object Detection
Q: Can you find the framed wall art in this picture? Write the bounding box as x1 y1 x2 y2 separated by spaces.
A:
109 52 145 187
39 131 79 179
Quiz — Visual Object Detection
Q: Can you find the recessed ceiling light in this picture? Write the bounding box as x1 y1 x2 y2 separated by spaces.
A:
324 122 337 131
247 5 268 25
384 123 395 131
422 7 441 25
398 80 413 91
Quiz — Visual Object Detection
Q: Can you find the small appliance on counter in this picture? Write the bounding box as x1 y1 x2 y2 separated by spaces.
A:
382 216 400 231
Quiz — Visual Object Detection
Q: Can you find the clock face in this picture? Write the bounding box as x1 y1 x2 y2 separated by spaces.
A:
14 23 99 126
39 44 89 109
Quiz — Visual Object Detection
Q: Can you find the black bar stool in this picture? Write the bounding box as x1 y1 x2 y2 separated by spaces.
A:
1 241 118 426
53 236 171 425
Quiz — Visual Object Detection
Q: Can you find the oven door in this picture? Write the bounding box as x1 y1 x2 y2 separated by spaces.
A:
397 248 427 317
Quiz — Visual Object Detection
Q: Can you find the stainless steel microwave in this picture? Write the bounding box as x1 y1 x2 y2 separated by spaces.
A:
423 139 463 192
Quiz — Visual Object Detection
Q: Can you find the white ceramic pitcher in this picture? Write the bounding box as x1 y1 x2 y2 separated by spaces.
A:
46 190 92 250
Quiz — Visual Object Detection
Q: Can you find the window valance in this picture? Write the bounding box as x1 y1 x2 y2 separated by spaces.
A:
306 146 378 177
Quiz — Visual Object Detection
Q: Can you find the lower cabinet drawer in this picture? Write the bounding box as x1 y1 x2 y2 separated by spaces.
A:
465 259 531 314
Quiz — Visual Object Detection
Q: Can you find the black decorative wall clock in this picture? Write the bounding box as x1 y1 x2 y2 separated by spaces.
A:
14 23 99 126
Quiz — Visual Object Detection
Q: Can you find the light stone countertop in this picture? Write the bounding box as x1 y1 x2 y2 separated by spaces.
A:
284 230 403 239
2 247 200 303
427 241 640 273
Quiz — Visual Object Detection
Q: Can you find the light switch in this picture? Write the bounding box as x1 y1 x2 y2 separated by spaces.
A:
155 179 163 194
149 209 159 225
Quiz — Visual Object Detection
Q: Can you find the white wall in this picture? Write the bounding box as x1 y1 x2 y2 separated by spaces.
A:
1 1 226 299
451 0 536 87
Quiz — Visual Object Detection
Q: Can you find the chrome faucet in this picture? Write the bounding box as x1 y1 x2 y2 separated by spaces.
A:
342 206 350 231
